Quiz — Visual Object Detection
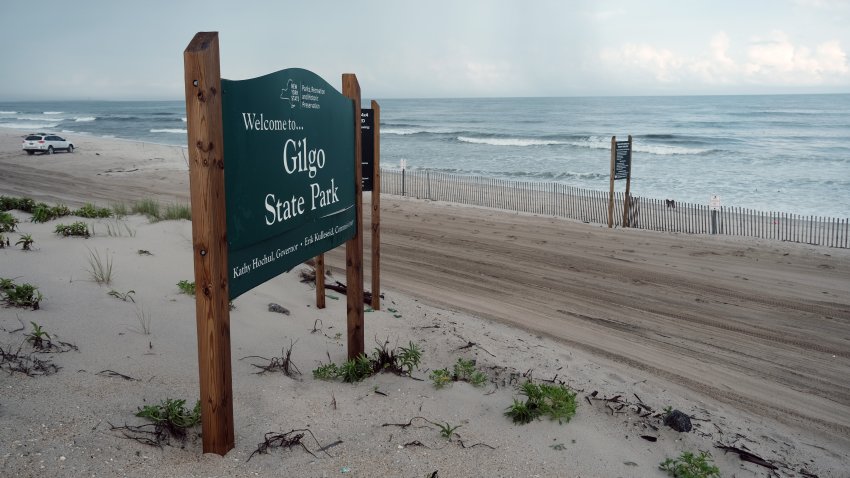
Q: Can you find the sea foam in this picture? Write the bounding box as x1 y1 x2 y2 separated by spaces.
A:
150 128 187 134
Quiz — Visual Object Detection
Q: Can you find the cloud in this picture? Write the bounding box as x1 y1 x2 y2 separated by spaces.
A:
745 31 849 83
600 31 849 89
600 44 683 82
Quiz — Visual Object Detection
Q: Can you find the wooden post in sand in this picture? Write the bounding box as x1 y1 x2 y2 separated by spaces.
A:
315 254 326 309
183 32 235 456
343 74 365 359
370 101 381 310
622 135 633 227
608 136 616 228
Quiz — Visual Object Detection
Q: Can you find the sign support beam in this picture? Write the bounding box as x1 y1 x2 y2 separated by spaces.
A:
343 74 364 359
183 31 235 456
370 100 381 310
608 136 616 228
622 135 633 227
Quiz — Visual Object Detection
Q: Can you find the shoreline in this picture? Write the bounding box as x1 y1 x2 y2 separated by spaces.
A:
1 129 849 476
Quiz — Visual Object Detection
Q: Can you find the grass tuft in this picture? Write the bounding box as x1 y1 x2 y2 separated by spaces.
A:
86 248 113 285
132 199 161 220
161 203 191 221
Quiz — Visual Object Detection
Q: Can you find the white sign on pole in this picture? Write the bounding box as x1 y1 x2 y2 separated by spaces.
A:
710 195 721 211
400 159 407 170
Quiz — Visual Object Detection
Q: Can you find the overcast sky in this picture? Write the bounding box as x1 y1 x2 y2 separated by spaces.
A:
1 0 848 100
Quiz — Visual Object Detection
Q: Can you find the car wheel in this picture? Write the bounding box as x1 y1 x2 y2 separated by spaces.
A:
67 145 74 153
26 150 34 156
47 146 54 155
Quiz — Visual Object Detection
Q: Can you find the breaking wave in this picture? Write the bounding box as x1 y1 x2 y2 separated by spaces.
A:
150 128 187 134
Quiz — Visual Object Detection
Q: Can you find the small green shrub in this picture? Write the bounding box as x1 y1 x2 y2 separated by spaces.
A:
431 358 488 388
312 362 340 380
371 339 422 376
177 280 196 296
0 277 14 292
436 422 461 440
32 203 71 223
339 354 373 383
16 233 34 250
74 203 112 218
430 368 452 389
30 203 53 223
55 222 90 237
660 451 720 478
0 212 18 232
136 398 201 430
0 196 17 211
1 279 43 310
15 198 36 213
504 381 577 425
313 341 423 382
26 322 52 349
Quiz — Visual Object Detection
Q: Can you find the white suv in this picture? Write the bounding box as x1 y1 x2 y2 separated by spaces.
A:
22 133 74 155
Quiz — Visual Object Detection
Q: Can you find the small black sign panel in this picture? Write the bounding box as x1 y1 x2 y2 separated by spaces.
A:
360 108 374 192
614 140 631 180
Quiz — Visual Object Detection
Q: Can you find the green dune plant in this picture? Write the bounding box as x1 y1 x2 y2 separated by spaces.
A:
16 234 34 250
659 451 720 478
0 197 36 213
505 381 577 425
430 358 488 389
177 280 196 296
55 221 91 237
0 279 43 310
74 203 112 218
25 322 52 349
313 340 423 383
0 212 18 232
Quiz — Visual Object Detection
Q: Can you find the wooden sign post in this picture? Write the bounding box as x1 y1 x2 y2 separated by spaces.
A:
343 74 365 359
183 31 366 453
183 32 235 456
361 101 381 310
608 135 632 228
370 101 381 311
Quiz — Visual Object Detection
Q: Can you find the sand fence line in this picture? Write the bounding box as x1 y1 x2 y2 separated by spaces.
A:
381 168 849 249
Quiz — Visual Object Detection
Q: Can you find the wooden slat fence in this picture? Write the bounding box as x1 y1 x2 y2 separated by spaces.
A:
381 168 849 249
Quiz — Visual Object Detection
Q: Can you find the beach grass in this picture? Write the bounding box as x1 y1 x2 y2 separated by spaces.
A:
86 248 113 285
132 198 160 219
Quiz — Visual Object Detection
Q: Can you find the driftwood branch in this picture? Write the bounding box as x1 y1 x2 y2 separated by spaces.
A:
715 443 778 470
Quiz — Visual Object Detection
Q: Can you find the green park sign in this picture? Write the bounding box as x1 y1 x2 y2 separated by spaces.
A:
221 68 356 299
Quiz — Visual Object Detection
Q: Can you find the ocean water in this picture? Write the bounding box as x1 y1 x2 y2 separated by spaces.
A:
2 95 848 217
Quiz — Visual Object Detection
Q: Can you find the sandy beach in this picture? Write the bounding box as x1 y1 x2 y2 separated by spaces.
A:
1 127 849 477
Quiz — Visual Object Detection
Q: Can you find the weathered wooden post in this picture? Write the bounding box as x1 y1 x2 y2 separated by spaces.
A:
183 31 235 456
608 136 616 228
343 74 364 359
361 100 381 310
621 135 633 227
